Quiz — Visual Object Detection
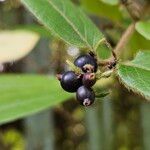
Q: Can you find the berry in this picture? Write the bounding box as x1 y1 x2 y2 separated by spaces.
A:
58 71 82 93
82 73 96 87
76 86 95 106
74 54 97 72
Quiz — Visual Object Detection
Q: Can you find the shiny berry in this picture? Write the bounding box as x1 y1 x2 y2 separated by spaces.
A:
82 73 96 87
58 71 82 93
76 86 95 106
74 54 97 72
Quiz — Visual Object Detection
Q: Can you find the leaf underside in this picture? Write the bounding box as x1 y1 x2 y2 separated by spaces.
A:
0 75 72 125
21 0 104 50
135 21 150 40
117 51 150 100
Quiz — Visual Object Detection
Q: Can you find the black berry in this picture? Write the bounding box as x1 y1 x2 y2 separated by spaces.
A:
76 86 95 106
74 54 97 73
82 73 96 87
58 71 82 93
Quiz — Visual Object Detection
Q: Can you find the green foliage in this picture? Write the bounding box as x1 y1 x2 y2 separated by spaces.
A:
21 0 104 50
1 129 25 150
128 31 150 56
117 51 150 100
80 0 123 22
100 0 119 5
135 20 150 40
0 0 148 127
0 75 72 125
97 44 111 59
15 24 52 38
131 51 150 70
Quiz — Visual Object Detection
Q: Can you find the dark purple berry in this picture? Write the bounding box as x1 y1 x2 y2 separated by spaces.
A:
58 71 82 93
74 54 97 72
76 86 95 106
82 73 96 87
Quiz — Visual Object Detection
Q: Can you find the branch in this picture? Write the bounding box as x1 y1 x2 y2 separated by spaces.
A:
98 0 147 68
98 22 136 68
113 22 135 57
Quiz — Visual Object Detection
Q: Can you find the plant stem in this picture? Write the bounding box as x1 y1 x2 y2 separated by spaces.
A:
98 22 136 67
113 22 136 57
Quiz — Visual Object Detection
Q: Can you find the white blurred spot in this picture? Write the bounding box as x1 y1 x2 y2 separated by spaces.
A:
0 0 6 2
67 46 79 57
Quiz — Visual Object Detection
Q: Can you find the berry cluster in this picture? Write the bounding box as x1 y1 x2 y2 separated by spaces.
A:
57 52 98 107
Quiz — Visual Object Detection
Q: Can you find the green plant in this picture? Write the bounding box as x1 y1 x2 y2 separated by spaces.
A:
0 0 149 124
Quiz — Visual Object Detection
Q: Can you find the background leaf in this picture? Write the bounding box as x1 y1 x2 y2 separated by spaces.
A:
21 0 104 50
15 24 52 38
117 51 150 100
0 30 39 63
131 51 150 70
135 21 150 40
100 0 119 5
119 31 150 60
0 75 72 125
80 0 123 23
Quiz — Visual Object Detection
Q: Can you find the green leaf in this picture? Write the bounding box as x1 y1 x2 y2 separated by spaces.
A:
0 75 72 125
21 0 104 50
127 31 150 56
0 30 39 63
131 51 150 70
15 24 52 38
135 21 150 40
80 0 123 22
100 0 118 5
117 51 150 100
97 43 111 59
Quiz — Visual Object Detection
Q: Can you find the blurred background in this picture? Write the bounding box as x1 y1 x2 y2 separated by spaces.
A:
0 0 150 150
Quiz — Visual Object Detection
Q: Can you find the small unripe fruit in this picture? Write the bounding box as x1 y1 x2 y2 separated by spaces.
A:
82 73 96 87
74 54 97 72
58 71 82 93
76 86 95 106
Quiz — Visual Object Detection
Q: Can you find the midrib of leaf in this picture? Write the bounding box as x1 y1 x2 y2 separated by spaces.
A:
47 0 92 49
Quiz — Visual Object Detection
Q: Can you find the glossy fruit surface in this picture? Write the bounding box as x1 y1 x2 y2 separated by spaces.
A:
76 86 95 106
82 73 96 87
74 54 97 72
60 71 82 93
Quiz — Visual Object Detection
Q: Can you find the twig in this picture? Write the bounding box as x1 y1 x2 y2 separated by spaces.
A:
113 22 135 57
98 0 147 69
98 22 136 68
120 0 143 21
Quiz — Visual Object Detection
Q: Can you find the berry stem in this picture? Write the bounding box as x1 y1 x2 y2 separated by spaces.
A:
66 60 82 74
96 70 114 80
